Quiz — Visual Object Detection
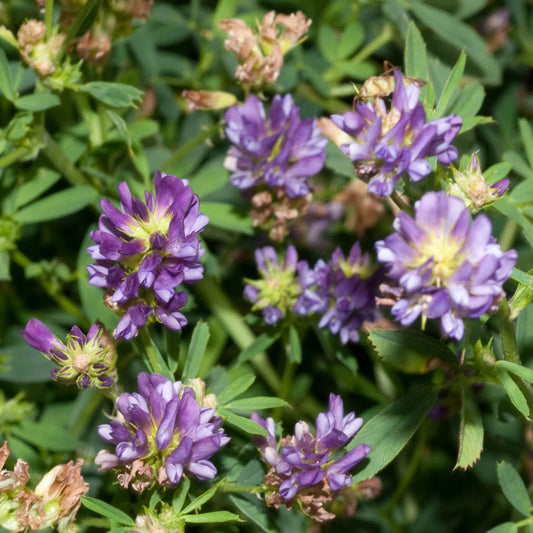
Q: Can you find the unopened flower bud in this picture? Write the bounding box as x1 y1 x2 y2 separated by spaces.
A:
182 90 237 113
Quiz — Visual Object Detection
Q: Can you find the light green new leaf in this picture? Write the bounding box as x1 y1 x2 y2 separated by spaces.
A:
226 396 289 411
81 496 135 526
404 21 429 81
348 386 438 481
217 374 256 404
497 461 532 517
183 511 241 524
183 320 210 380
455 385 484 469
496 360 533 385
497 367 529 417
172 477 190 514
435 51 466 117
14 186 98 224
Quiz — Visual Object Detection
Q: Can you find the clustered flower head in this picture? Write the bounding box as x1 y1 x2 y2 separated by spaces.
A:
295 243 382 344
376 191 517 340
330 69 462 196
252 394 370 522
447 152 509 211
95 372 229 493
219 11 311 87
244 245 304 325
87 171 208 340
224 94 327 240
21 319 116 389
0 441 88 533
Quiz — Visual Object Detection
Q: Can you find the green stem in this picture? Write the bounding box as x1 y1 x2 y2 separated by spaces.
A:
69 388 103 436
45 0 54 39
499 219 518 251
11 249 90 328
194 277 281 392
497 299 533 413
56 0 100 63
0 146 31 168
352 24 394 64
390 191 413 215
138 327 163 374
295 83 350 114
161 123 222 173
273 337 297 419
221 483 266 494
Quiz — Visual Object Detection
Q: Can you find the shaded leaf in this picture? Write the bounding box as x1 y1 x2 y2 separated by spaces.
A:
183 320 210 380
455 385 484 469
81 496 135 526
11 421 79 451
201 202 253 235
218 408 267 436
435 51 466 117
288 325 302 364
497 461 531 517
229 494 276 533
237 332 279 365
14 169 61 209
15 93 60 111
497 367 529 417
79 82 143 108
496 360 533 385
217 374 255 404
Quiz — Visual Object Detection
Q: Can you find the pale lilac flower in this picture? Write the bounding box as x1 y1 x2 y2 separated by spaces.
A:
224 94 327 199
252 393 369 518
21 319 116 389
376 191 517 340
331 69 461 196
87 171 208 340
95 373 229 492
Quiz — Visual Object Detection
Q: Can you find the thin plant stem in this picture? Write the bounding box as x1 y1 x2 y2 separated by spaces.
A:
273 335 297 419
0 146 31 168
45 0 54 39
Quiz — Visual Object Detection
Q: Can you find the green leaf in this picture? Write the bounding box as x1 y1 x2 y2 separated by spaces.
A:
450 81 485 118
484 162 511 186
494 199 533 248
217 374 256 404
226 396 289 411
409 3 501 85
0 344 55 383
338 23 364 58
81 496 135 526
106 109 132 153
14 93 60 111
201 202 253 235
183 511 241 524
0 48 14 101
325 142 354 178
11 421 79 451
485 523 517 533
435 51 466 117
497 367 529 417
455 385 484 469
348 386 438 481
183 320 210 380
497 461 532 517
229 494 276 533
172 477 190 514
317 25 339 63
288 325 302 364
503 150 533 181
79 82 143 108
14 186 98 224
519 119 533 171
404 21 429 82
191 156 230 198
218 408 267 436
14 169 61 209
0 252 10 281
496 361 533 384
181 482 221 515
237 332 279 365
368 329 457 374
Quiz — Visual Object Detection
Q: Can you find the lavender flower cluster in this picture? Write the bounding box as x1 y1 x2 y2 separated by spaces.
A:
331 69 462 196
95 372 229 492
87 171 208 340
252 394 370 521
245 244 381 344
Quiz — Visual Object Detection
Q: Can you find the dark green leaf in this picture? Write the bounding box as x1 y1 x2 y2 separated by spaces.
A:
497 367 529 417
368 329 457 374
81 496 135 526
217 374 256 404
237 332 279 365
338 23 364 58
218 408 267 436
0 344 55 383
201 202 253 235
288 325 302 364
106 109 132 152
172 477 190 514
349 386 438 481
485 524 517 533
0 48 14 101
0 251 9 281
497 461 532 517
226 396 289 411
229 494 276 533
496 361 533 385
11 421 79 451
181 482 221 515
14 93 60 111
183 511 241 524
14 169 61 209
79 82 143 108
191 156 230 198
183 320 210 380
494 199 533 248
325 142 354 178
519 119 533 171
14 186 98 224
455 385 484 469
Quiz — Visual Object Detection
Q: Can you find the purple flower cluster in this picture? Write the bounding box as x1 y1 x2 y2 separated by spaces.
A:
244 245 304 325
331 69 462 196
87 172 208 340
376 191 517 340
296 244 382 344
21 319 115 389
224 94 327 198
95 372 229 492
252 394 369 518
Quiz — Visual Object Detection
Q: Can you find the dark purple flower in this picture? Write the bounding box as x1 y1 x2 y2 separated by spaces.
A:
295 244 382 343
331 69 461 196
87 172 208 340
244 245 306 325
95 372 229 491
224 94 327 199
21 319 116 389
376 191 517 340
252 393 369 514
